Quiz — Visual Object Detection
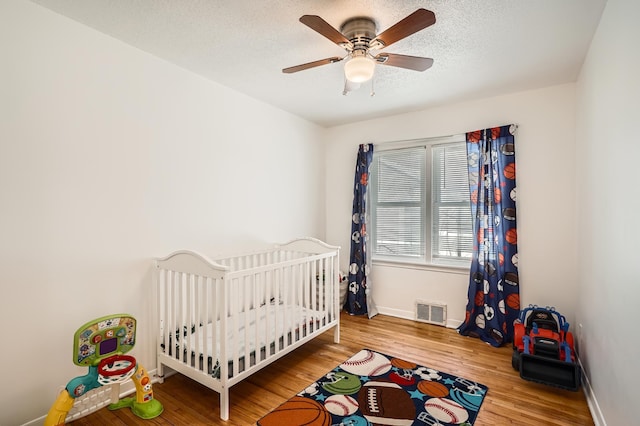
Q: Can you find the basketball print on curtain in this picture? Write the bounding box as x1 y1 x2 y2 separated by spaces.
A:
458 125 519 347
346 144 374 316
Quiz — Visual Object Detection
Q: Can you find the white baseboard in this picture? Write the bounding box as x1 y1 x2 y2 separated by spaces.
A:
23 368 160 426
579 358 606 426
375 306 462 329
375 306 413 320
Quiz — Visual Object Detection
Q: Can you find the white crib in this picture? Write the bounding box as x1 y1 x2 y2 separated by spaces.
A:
154 237 340 421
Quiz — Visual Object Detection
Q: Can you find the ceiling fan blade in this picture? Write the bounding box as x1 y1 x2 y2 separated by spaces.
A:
282 57 344 74
375 53 434 71
372 9 436 48
299 15 351 47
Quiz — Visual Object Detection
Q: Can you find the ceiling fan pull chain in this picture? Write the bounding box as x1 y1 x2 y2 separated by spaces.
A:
370 75 376 97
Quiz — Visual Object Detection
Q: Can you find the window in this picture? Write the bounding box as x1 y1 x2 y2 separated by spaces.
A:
370 137 472 267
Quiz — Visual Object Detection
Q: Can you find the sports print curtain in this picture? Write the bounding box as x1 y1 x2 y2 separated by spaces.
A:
346 144 377 318
458 125 520 347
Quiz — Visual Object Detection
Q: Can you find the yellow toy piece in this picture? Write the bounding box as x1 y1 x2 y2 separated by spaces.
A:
44 390 74 426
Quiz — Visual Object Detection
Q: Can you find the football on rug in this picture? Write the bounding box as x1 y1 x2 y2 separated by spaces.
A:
258 349 488 426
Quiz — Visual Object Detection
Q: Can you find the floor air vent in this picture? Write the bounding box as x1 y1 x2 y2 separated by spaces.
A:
415 301 447 326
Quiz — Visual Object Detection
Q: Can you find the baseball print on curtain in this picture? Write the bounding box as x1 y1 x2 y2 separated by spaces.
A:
458 125 520 347
346 144 377 318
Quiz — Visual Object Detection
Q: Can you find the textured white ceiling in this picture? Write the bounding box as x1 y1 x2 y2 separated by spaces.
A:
30 0 607 127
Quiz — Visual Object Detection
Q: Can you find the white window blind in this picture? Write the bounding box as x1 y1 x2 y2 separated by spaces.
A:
371 146 426 258
371 139 472 267
431 143 473 262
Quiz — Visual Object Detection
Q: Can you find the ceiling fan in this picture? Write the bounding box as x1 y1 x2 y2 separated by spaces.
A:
283 8 436 95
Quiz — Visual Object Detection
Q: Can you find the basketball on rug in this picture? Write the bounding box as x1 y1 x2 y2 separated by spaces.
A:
258 349 488 426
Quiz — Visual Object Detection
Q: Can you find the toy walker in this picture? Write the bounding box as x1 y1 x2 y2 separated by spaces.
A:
45 314 163 425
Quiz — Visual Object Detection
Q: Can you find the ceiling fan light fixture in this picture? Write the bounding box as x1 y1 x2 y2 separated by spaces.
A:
344 55 375 83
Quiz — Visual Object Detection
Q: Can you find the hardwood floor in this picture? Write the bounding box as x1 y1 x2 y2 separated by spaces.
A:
70 312 594 425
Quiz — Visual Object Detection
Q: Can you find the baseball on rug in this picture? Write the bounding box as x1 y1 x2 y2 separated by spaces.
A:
258 349 488 426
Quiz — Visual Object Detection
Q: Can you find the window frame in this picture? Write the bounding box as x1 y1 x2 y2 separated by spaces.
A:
369 135 472 271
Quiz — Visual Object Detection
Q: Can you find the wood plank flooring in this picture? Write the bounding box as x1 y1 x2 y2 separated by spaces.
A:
70 312 594 425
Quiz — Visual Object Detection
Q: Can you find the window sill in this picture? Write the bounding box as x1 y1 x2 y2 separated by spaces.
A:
372 258 470 275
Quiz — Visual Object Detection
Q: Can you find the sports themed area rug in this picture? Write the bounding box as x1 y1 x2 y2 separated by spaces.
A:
258 349 488 426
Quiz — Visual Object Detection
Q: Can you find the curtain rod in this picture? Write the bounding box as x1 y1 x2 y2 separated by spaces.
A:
373 123 518 149
374 134 463 151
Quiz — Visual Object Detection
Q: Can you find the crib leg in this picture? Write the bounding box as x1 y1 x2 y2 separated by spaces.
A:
220 387 229 421
333 323 340 344
157 360 164 384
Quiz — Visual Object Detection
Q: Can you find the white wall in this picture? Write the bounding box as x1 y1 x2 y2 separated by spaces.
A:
0 1 325 425
325 84 578 327
4 1 634 425
575 0 640 424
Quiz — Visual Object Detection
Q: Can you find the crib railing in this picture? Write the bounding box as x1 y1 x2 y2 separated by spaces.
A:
155 249 338 380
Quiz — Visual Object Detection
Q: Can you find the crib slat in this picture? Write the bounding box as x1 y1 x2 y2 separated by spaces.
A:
275 267 282 352
172 271 179 361
311 260 317 324
320 257 327 323
186 274 193 364
295 263 302 340
300 263 307 339
290 264 297 343
210 277 218 377
219 275 228 384
252 272 258 364
265 268 272 357
161 270 169 364
328 258 332 321
323 257 330 323
231 277 240 378
243 274 251 370
175 272 182 362
283 265 290 347
196 275 203 371
197 276 204 373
